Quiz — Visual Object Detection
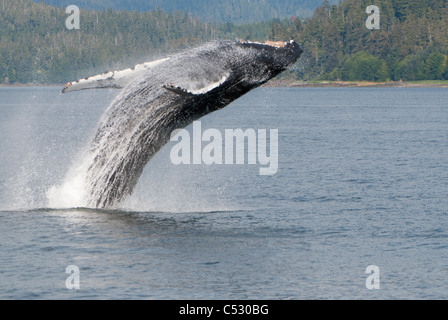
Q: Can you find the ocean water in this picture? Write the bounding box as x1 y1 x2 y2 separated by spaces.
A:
0 86 447 299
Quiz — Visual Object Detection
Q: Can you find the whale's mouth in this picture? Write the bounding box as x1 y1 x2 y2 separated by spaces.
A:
263 40 288 48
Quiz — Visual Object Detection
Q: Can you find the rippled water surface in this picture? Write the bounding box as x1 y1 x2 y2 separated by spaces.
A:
1 87 448 299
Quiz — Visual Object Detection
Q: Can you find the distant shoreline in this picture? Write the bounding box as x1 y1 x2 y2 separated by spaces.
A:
2 80 448 89
0 83 63 88
265 80 448 88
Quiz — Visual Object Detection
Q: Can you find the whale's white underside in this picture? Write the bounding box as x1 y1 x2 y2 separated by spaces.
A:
62 58 170 93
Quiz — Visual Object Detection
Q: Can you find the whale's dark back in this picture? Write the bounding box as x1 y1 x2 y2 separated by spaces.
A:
83 41 302 208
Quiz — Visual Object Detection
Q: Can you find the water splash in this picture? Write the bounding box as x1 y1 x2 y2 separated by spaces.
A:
46 153 92 209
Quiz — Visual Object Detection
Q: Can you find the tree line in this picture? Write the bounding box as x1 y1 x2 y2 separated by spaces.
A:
269 0 448 81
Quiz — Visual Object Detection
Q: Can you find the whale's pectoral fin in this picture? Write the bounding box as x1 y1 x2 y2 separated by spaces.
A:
62 71 123 93
62 58 170 93
163 72 230 97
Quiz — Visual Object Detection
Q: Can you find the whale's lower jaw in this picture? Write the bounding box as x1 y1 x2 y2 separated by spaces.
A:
65 40 302 209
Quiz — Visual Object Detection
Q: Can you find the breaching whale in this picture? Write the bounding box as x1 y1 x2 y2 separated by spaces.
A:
59 40 303 208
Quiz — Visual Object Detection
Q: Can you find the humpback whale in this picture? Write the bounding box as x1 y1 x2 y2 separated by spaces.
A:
59 40 303 208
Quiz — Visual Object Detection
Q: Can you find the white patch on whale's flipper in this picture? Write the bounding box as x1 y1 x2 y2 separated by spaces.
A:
62 58 170 93
163 73 229 96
